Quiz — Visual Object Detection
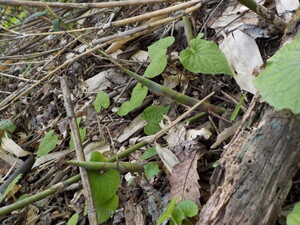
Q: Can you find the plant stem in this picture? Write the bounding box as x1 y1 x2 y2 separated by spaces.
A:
182 15 194 45
67 161 145 173
123 68 226 115
0 174 81 217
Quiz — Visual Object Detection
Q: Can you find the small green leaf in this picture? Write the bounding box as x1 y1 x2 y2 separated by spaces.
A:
148 36 175 60
94 90 110 113
144 122 161 136
0 174 22 202
117 83 148 116
157 197 178 225
37 130 58 157
141 105 170 135
23 11 48 26
144 36 175 78
67 213 79 225
141 147 157 160
196 33 204 39
144 57 167 78
287 202 300 225
90 151 106 162
52 18 61 32
69 128 86 149
230 94 245 122
69 118 86 149
180 38 233 75
17 194 29 202
144 163 160 180
254 33 300 114
0 119 16 133
171 200 199 225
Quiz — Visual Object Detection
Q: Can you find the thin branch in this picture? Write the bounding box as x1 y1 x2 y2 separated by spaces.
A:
0 0 177 9
60 76 97 225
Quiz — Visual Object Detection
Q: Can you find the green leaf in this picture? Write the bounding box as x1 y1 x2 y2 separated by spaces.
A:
157 197 178 225
141 105 170 135
144 122 161 136
96 194 119 224
69 128 86 149
144 57 167 78
23 11 48 26
0 174 22 202
171 200 199 225
37 130 58 157
148 36 175 60
253 33 300 114
17 194 29 202
94 90 110 113
67 213 79 225
52 18 61 32
88 152 120 223
89 169 120 203
0 119 16 133
69 118 86 149
117 83 148 116
180 38 233 75
141 147 157 160
144 163 160 180
230 94 245 122
144 36 175 78
90 151 106 162
287 202 300 225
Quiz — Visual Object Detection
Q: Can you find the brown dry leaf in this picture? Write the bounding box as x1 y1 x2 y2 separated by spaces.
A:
169 150 201 205
125 201 145 225
25 205 39 225
156 143 180 173
1 137 31 157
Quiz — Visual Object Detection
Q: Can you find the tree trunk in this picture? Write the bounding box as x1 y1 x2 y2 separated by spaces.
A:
197 102 300 224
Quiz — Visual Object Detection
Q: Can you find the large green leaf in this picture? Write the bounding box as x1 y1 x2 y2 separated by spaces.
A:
253 33 300 114
171 200 198 225
37 130 58 157
117 83 148 116
89 169 120 204
287 202 300 225
88 152 120 223
96 194 119 224
180 38 233 75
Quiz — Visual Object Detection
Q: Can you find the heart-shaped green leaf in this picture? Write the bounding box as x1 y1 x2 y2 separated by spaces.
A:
180 38 233 75
254 33 300 114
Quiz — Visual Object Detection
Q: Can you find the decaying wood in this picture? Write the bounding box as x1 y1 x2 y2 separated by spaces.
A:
197 106 300 225
197 13 300 225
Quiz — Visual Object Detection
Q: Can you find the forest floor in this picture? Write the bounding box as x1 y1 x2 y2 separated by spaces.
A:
0 0 299 224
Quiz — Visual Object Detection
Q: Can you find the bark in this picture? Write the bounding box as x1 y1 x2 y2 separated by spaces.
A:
197 104 300 225
196 11 300 224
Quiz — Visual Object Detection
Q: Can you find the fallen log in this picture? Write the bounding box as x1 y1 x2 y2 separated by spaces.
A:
197 13 300 225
